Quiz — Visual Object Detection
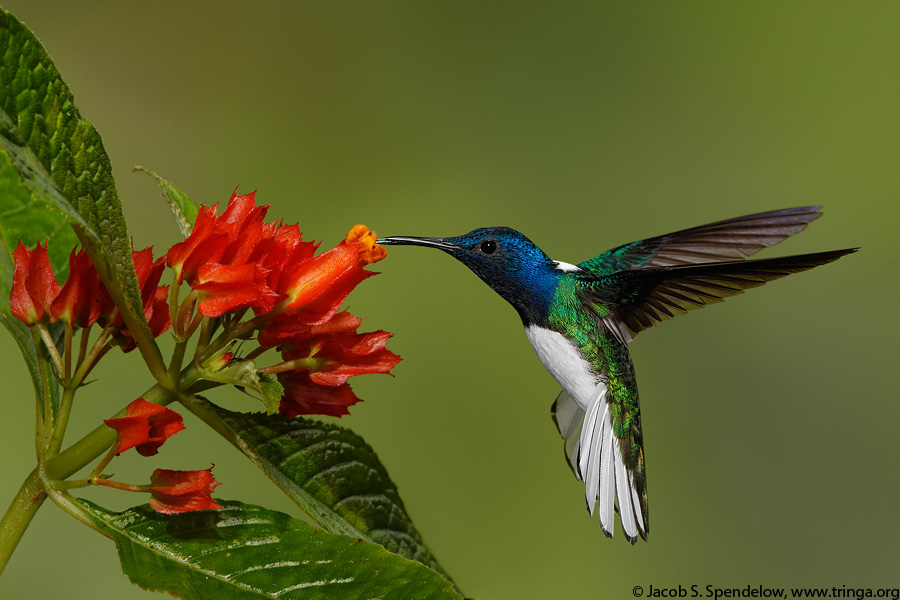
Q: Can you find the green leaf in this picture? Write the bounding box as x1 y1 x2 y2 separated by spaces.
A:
258 372 284 415
133 166 200 239
79 499 461 600
210 405 450 580
0 10 156 363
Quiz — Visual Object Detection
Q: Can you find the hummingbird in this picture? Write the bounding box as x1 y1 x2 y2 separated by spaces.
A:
376 207 856 544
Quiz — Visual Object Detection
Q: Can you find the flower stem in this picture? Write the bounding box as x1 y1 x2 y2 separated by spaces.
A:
36 323 64 375
0 471 45 575
91 478 150 494
259 356 322 375
77 326 91 373
71 326 113 384
47 387 77 457
63 324 72 383
168 340 188 381
38 468 107 537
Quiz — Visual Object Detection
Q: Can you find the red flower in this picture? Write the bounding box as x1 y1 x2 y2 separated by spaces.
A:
10 241 61 325
277 225 385 316
104 398 185 456
278 371 364 417
277 330 400 417
284 330 400 386
165 191 288 316
149 467 222 514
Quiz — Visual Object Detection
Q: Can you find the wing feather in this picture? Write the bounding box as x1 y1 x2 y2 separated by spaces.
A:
578 206 826 277
589 248 856 338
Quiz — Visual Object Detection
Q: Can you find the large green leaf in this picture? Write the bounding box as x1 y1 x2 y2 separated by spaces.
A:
209 405 450 579
79 499 461 600
0 10 156 362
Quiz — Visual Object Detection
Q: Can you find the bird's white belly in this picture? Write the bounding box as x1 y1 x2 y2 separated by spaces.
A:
524 325 601 410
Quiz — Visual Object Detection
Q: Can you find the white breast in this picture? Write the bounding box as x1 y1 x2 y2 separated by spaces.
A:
524 325 600 410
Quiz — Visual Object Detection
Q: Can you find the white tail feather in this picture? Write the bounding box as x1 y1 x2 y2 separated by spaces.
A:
555 381 646 541
598 404 615 536
578 391 603 511
615 444 638 542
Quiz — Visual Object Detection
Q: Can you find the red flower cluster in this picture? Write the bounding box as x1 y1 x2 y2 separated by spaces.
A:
165 191 386 320
164 190 398 417
10 242 171 349
12 189 400 514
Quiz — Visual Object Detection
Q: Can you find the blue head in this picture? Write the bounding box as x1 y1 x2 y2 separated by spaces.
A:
377 227 563 323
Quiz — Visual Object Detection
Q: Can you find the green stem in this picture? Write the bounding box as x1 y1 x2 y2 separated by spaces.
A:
92 478 150 494
258 356 322 375
38 469 106 537
168 340 188 381
47 387 76 457
71 327 113 384
0 471 45 575
194 314 214 358
89 444 119 481
168 278 182 338
36 323 64 375
63 324 72 383
32 328 49 456
77 326 91 373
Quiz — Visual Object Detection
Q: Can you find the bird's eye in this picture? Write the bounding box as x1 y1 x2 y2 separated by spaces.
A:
480 239 498 255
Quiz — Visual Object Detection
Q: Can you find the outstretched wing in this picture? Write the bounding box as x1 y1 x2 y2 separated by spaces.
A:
578 206 825 277
589 248 856 341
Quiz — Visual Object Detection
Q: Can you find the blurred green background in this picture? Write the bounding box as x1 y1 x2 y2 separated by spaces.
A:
1 2 898 599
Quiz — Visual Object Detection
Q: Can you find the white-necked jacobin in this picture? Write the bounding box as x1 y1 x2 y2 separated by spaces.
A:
376 207 856 543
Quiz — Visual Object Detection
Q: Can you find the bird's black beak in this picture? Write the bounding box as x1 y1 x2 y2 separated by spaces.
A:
375 236 457 251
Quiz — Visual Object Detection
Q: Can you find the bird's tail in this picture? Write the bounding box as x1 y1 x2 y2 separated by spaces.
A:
552 387 649 543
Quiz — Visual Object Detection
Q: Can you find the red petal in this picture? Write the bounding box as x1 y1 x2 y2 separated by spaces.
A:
50 248 103 328
194 263 276 317
281 242 359 308
166 204 220 282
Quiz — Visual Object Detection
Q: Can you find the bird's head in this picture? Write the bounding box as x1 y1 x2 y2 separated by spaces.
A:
377 227 562 321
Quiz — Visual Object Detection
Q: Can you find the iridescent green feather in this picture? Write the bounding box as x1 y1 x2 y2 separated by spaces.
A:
546 277 648 521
